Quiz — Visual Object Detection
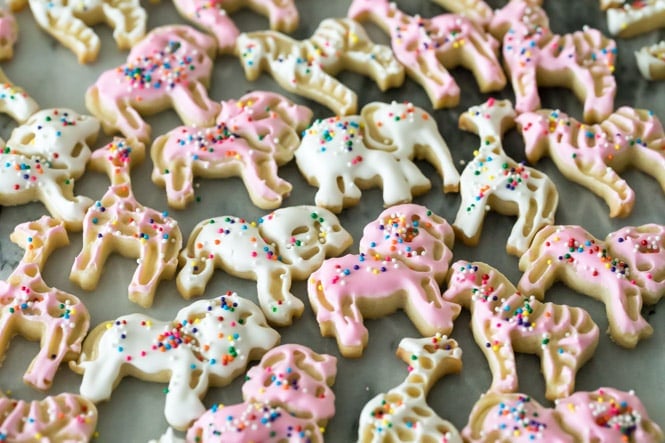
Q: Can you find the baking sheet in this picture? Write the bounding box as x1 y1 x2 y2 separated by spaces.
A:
0 0 663 441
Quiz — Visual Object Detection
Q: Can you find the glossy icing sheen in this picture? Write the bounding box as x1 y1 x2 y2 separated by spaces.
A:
177 206 352 326
74 292 280 431
295 101 459 212
0 9 17 60
0 391 97 441
489 0 617 122
358 335 463 443
348 0 505 109
308 204 460 357
453 99 557 256
636 41 665 81
517 107 665 218
444 261 599 400
0 69 39 123
86 25 219 143
151 91 312 210
605 0 665 37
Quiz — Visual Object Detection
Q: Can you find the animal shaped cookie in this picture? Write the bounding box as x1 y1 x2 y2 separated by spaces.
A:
489 0 617 122
464 388 664 442
431 0 493 27
0 69 39 123
453 99 558 256
178 205 352 326
358 334 463 443
0 216 90 390
187 344 337 442
236 18 405 116
0 8 17 60
151 91 313 210
516 106 665 218
70 292 280 431
444 261 599 400
295 101 460 213
171 0 299 53
348 0 506 109
600 0 665 37
86 25 219 144
637 41 665 81
309 204 461 357
0 390 98 441
69 138 182 308
518 224 665 347
0 108 100 231
7 0 146 63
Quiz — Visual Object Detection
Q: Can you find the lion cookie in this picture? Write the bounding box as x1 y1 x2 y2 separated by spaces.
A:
637 41 665 81
187 344 337 443
86 25 219 144
295 101 459 213
600 0 665 37
70 292 280 431
151 91 313 210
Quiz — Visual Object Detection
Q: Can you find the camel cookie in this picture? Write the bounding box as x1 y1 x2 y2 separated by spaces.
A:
172 0 299 53
600 0 665 37
518 224 665 347
516 106 665 218
187 344 337 442
86 25 220 144
0 108 99 231
431 0 493 27
69 138 182 308
309 204 461 358
348 0 505 109
453 99 558 256
489 0 617 123
0 216 90 390
444 261 599 400
151 91 313 210
70 291 280 431
0 8 17 60
236 18 404 116
7 0 146 63
295 101 459 213
637 41 665 80
358 334 463 443
177 205 352 326
0 390 97 441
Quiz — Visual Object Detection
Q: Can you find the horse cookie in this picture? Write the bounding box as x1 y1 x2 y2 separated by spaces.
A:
70 292 280 431
151 91 313 210
637 41 665 81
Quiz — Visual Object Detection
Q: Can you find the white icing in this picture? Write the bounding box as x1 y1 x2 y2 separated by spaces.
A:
606 0 665 36
0 69 39 123
636 41 665 81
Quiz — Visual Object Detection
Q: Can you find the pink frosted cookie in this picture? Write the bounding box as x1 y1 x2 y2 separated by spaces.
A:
70 292 280 431
600 0 665 37
489 0 617 123
187 344 337 442
431 0 494 27
637 41 665 80
453 99 558 256
308 204 461 358
295 101 459 213
151 91 313 210
8 0 145 63
358 334 463 443
69 138 182 308
348 0 505 109
0 390 97 441
236 18 405 116
172 0 299 53
517 107 665 218
0 108 99 231
178 206 352 326
0 8 17 60
444 261 599 400
518 224 665 347
0 216 90 390
86 25 219 144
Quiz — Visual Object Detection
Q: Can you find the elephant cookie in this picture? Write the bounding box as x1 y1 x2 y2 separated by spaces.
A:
70 292 281 431
0 8 17 60
187 343 337 443
86 25 220 143
600 0 665 37
637 41 665 81
151 91 313 210
295 101 459 213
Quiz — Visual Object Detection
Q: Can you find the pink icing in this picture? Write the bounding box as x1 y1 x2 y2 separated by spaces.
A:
444 260 599 400
0 391 97 441
489 0 617 122
151 91 312 209
348 0 505 108
0 8 17 60
87 25 219 143
516 107 665 217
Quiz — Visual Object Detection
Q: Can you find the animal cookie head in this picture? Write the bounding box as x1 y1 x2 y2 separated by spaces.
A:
489 0 548 39
459 98 517 138
89 137 145 175
9 216 68 270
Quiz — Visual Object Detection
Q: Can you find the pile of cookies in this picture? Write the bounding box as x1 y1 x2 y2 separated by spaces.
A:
0 0 663 441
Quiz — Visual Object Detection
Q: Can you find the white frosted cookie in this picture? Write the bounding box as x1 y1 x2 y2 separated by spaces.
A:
0 68 39 123
637 41 665 80
70 292 281 431
0 8 17 60
600 0 665 37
